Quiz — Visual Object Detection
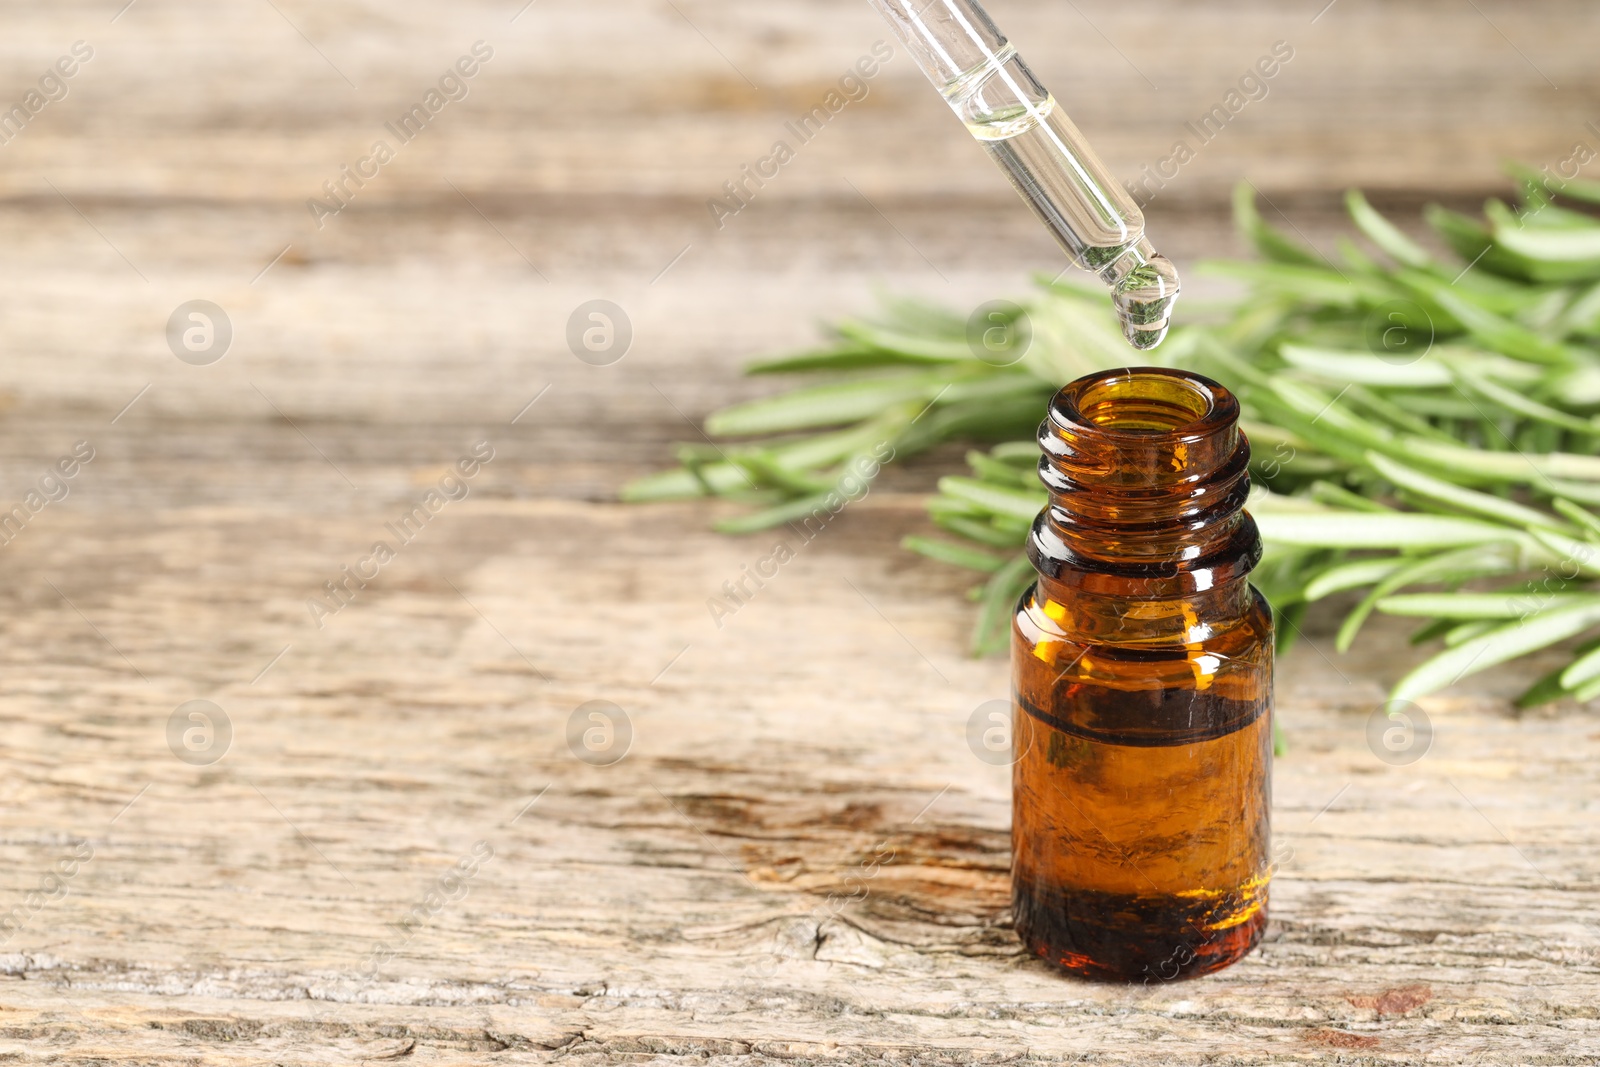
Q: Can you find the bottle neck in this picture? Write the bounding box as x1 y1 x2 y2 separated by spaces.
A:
1026 367 1260 610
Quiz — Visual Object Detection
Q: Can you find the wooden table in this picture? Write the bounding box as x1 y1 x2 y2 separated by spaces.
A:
2 1 1598 1061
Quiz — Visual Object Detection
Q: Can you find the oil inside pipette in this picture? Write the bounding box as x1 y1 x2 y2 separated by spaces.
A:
952 55 1181 349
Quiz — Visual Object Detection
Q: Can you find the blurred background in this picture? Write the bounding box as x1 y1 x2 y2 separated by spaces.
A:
1 0 1598 1057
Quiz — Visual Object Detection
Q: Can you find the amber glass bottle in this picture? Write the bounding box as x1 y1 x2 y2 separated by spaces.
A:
1011 367 1272 982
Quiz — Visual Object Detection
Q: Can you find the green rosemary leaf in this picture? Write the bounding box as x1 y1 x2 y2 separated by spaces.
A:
1030 275 1104 303
1394 437 1600 484
1525 530 1600 578
1391 599 1600 702
1302 557 1407 601
730 452 831 496
832 319 976 361
1269 378 1399 444
1454 370 1600 435
1555 174 1600 206
1425 203 1547 281
1197 260 1365 307
1485 197 1597 234
705 372 950 435
1272 601 1308 657
1538 480 1600 507
1559 641 1600 689
745 345 950 374
624 463 748 502
1365 452 1574 533
972 554 1034 656
928 496 985 522
1020 292 1141 383
1334 544 1525 652
621 423 900 501
1191 332 1275 388
1558 280 1600 335
1552 498 1600 539
901 535 1007 573
1242 397 1377 470
989 512 1032 536
1451 270 1564 317
897 391 1055 453
937 476 1046 522
933 512 1029 549
1506 163 1600 207
1213 297 1297 353
1306 481 1392 513
1394 393 1502 420
1247 486 1341 514
1424 203 1492 257
1338 235 1384 274
1516 288 1574 333
1278 345 1451 387
712 491 834 535
1232 182 1327 267
940 373 1054 405
1573 672 1600 703
1492 223 1600 273
783 425 901 467
1404 277 1576 365
1252 511 1518 549
1239 419 1309 452
1409 617 1458 645
966 449 1036 488
1444 620 1501 646
1375 592 1596 618
1514 663 1576 708
1342 386 1459 443
1344 189 1433 268
990 441 1041 466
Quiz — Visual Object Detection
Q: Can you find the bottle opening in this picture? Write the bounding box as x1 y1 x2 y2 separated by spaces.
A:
1075 371 1215 435
1033 365 1256 586
1042 366 1243 492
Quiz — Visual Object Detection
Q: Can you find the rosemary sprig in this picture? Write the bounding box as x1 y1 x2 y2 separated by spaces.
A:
624 168 1600 707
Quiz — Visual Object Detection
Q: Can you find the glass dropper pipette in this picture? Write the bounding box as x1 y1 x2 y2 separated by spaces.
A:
867 0 1179 349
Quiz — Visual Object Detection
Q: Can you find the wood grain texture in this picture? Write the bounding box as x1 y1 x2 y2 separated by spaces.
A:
0 497 1597 1063
1 0 1598 1062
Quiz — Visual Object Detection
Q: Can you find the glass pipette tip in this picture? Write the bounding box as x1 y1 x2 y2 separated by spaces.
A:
867 0 1180 349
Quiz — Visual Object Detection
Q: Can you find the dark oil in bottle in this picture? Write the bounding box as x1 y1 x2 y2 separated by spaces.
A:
1011 367 1273 982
